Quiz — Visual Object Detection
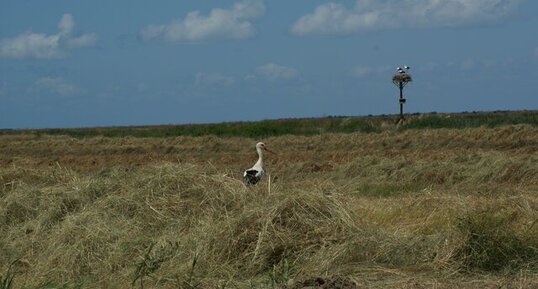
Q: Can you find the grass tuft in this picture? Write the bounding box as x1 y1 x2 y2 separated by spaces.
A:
455 209 538 272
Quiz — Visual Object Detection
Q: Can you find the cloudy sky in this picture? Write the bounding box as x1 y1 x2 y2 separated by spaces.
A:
1 0 537 128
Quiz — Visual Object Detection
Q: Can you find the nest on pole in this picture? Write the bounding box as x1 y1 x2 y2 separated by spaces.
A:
392 73 412 86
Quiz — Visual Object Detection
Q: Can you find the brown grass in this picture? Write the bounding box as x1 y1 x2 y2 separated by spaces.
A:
1 125 537 288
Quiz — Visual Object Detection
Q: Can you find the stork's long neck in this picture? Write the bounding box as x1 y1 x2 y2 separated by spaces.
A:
255 147 264 167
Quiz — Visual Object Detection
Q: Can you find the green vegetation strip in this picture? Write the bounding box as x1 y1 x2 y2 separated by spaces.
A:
3 110 538 138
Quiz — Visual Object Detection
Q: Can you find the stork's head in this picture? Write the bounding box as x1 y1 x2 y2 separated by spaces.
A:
256 142 275 154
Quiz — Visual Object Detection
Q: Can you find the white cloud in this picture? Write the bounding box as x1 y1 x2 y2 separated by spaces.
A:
141 0 265 43
195 73 236 87
352 66 373 78
256 63 299 80
58 14 75 36
66 34 97 48
0 33 63 59
244 74 257 81
0 14 97 59
291 2 375 36
291 0 525 36
352 65 391 78
419 62 440 73
460 59 476 70
34 77 81 96
137 82 150 93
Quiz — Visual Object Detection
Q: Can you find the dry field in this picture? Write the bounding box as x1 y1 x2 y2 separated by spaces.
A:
1 124 538 288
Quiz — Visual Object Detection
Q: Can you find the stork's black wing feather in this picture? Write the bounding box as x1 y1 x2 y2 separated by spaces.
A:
244 169 260 185
244 169 258 176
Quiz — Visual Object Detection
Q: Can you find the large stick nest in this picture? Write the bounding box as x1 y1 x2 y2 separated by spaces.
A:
392 73 412 84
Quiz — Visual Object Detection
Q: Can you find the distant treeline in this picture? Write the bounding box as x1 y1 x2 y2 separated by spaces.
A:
3 110 538 138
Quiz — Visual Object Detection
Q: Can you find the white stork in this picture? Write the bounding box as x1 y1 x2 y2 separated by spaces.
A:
243 142 274 185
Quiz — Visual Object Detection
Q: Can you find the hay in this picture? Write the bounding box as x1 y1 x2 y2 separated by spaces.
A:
1 125 538 288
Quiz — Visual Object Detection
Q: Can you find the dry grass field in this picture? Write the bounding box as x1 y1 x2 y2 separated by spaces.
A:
1 115 538 288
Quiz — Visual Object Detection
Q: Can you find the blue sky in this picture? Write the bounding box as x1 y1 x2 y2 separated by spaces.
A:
1 0 537 129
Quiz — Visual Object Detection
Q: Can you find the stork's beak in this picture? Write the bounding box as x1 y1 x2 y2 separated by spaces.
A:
264 147 276 154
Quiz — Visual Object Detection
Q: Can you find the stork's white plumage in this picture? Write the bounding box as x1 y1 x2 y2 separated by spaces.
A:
243 142 274 185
